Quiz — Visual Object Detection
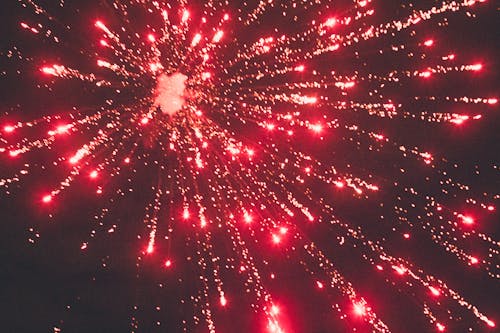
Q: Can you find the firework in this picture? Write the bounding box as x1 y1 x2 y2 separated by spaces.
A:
1 0 499 332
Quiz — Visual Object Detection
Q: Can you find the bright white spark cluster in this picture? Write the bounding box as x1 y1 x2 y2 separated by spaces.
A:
153 72 188 116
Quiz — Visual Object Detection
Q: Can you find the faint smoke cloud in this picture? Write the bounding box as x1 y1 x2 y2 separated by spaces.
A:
153 72 187 116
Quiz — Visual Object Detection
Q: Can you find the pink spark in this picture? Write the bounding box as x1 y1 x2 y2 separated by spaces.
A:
424 39 434 47
141 117 149 125
42 194 52 203
470 256 479 265
165 259 172 267
220 295 227 307
90 170 98 179
316 281 324 289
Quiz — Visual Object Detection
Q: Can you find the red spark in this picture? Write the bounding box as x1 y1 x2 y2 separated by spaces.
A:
436 322 446 332
353 302 366 316
335 181 345 188
470 63 482 71
429 286 441 297
311 123 323 133
201 72 211 80
272 234 281 244
9 150 20 158
183 208 190 220
191 33 202 47
324 17 337 27
393 265 406 275
181 10 190 23
243 213 253 223
294 65 305 72
165 259 172 267
212 30 224 43
3 125 15 133
459 215 474 225
420 70 432 78
42 194 52 203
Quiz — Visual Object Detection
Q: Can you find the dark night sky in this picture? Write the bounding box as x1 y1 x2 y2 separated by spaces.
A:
1 1 500 333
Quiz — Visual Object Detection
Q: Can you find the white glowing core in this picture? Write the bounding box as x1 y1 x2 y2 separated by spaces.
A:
153 72 187 116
